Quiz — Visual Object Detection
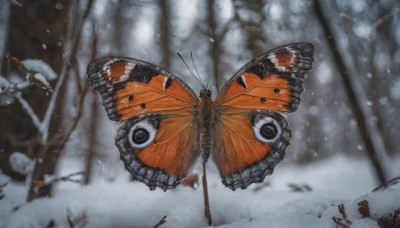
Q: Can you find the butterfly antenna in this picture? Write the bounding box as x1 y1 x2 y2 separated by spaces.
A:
190 52 205 89
177 53 204 88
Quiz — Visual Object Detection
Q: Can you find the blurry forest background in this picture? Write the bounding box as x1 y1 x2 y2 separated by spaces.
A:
0 0 399 223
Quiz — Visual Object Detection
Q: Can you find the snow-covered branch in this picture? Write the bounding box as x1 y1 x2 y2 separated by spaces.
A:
1 53 58 143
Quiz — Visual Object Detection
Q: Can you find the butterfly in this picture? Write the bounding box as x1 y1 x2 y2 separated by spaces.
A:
87 43 314 191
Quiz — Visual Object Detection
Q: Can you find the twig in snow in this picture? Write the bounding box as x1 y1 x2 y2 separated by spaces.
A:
252 182 271 192
0 182 7 200
333 204 352 227
358 200 371 218
332 217 348 228
287 183 312 192
338 204 352 224
33 171 86 187
333 201 400 227
378 208 400 228
67 209 88 228
372 175 400 192
153 215 167 228
46 220 55 228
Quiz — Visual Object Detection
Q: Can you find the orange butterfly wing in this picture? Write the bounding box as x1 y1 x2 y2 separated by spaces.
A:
88 57 200 190
214 43 314 190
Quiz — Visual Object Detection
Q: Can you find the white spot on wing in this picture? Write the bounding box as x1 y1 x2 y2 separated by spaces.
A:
102 59 118 79
267 47 299 72
162 77 169 90
118 62 136 82
241 75 247 88
124 62 135 75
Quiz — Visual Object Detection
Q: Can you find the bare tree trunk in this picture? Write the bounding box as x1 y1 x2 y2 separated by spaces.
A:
84 24 99 185
313 0 387 184
160 0 171 70
84 95 98 185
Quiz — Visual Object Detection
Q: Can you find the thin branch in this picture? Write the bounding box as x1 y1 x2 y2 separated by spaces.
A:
84 18 99 185
3 51 28 72
58 81 89 152
373 6 400 28
33 171 86 188
153 215 167 228
372 175 400 192
202 161 212 226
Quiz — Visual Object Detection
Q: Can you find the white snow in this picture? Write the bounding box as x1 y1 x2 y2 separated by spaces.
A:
316 61 332 85
353 22 372 39
22 59 57 80
33 72 51 89
349 0 367 13
8 152 34 176
268 4 283 21
0 75 10 90
133 5 156 48
0 155 399 228
390 78 400 100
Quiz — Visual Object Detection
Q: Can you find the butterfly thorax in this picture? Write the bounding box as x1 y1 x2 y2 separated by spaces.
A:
198 89 215 162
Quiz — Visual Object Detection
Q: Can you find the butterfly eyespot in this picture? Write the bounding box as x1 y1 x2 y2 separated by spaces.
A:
129 95 134 102
252 113 282 144
132 128 149 144
260 97 266 103
140 103 146 109
260 123 278 140
274 88 280 94
127 120 157 149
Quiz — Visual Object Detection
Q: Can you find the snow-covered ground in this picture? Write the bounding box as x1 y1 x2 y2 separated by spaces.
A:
0 155 399 228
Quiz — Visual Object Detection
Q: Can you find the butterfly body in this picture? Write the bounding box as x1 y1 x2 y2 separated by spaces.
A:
88 43 314 191
198 89 215 162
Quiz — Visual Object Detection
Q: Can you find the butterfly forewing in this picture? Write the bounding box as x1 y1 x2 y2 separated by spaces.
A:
215 42 314 113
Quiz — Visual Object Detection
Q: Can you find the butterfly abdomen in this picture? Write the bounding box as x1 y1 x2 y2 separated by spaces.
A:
198 89 216 162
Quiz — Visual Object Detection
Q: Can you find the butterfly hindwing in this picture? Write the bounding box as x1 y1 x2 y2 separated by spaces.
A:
87 57 201 190
115 114 200 190
214 43 314 190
